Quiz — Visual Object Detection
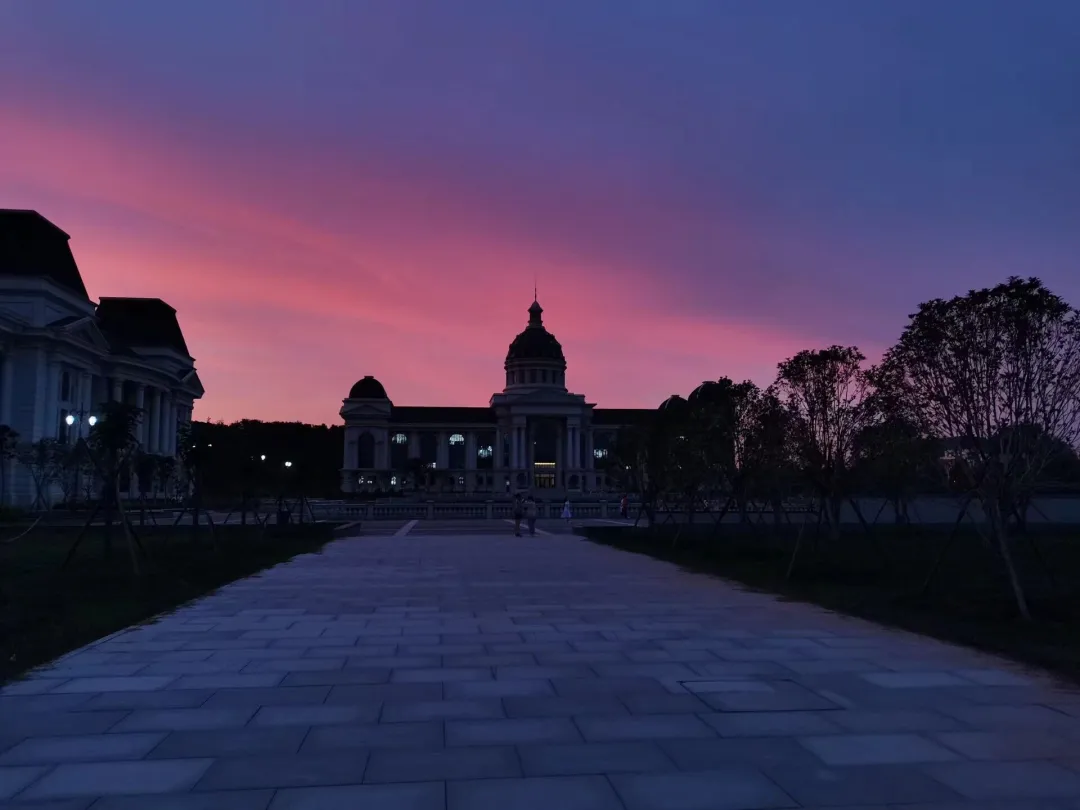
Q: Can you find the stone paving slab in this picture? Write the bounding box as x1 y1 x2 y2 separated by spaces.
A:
4 531 1080 808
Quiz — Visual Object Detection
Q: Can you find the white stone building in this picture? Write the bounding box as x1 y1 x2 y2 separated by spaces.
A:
340 299 649 495
0 209 203 506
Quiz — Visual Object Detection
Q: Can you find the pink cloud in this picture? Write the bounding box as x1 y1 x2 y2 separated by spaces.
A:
1 100 840 424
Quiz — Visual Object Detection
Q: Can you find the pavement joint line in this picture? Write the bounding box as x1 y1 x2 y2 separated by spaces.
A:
394 519 419 537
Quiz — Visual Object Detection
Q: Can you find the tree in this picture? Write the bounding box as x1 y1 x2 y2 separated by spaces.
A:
689 378 765 523
886 276 1080 619
76 401 143 569
605 420 664 526
741 387 799 523
53 440 85 507
0 425 18 505
17 439 62 511
775 346 874 537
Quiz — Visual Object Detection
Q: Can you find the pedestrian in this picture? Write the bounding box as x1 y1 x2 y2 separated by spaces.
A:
620 493 629 519
561 497 572 528
511 494 524 536
525 495 538 536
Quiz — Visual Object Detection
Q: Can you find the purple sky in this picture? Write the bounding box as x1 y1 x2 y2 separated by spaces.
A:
2 1 1078 423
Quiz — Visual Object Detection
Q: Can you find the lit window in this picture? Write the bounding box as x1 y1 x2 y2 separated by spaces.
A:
449 433 465 445
390 476 398 486
457 476 465 486
478 445 492 458
392 433 408 444
594 448 608 459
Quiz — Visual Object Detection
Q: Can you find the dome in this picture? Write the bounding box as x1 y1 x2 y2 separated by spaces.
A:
688 381 718 404
348 375 388 399
658 394 689 413
505 300 566 365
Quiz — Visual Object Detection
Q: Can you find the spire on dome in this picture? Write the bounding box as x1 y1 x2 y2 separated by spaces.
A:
527 298 544 327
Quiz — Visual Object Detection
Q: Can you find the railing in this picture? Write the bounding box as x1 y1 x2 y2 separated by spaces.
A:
308 500 625 521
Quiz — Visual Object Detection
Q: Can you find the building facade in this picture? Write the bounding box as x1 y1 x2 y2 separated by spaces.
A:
340 299 650 495
0 209 203 506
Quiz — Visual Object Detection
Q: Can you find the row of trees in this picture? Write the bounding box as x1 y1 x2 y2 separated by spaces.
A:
0 428 179 510
604 277 1080 620
189 420 343 501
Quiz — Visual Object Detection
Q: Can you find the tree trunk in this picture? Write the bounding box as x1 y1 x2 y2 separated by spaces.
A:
987 499 1032 621
826 494 842 540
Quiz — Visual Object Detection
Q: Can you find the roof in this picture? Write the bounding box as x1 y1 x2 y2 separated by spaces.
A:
349 376 388 399
0 209 90 298
390 406 496 425
95 297 191 355
506 299 566 365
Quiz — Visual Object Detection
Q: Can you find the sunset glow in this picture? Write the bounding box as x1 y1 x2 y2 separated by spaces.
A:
2 1 1077 424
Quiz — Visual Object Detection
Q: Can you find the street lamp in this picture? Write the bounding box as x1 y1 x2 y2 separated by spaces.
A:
64 411 98 437
260 454 266 461
284 460 293 468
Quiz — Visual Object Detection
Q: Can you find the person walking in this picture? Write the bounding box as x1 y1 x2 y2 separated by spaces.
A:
620 494 629 519
511 494 524 537
560 497 572 529
525 495 538 536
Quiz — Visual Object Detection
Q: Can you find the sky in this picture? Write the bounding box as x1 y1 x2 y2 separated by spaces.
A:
2 1 1078 425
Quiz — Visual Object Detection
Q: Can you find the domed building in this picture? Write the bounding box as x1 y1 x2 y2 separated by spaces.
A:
340 298 651 495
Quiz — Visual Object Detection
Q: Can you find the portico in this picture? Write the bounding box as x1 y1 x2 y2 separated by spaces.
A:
0 209 204 506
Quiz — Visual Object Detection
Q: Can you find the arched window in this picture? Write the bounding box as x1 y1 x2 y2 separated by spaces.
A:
392 433 408 444
448 433 466 468
390 475 398 487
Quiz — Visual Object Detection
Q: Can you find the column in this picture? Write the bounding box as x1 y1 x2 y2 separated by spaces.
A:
526 421 535 489
80 373 92 422
555 422 564 489
1 352 11 504
45 361 61 439
164 397 176 456
573 426 581 471
586 430 594 470
135 384 146 446
0 352 12 427
436 431 448 470
149 389 161 453
30 347 46 440
494 427 503 470
465 432 477 470
111 377 123 402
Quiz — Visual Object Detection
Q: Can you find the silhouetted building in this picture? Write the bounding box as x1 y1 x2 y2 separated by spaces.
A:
0 209 203 506
340 299 649 495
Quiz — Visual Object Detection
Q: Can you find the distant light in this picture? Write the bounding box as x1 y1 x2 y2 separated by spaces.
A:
87 415 97 426
208 443 213 448
260 454 266 461
284 460 293 468
65 414 75 426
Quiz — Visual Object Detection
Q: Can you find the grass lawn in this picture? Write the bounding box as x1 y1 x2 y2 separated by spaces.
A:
579 521 1080 683
0 520 338 684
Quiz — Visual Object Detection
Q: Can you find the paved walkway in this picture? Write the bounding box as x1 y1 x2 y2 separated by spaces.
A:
3 533 1080 809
